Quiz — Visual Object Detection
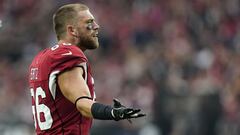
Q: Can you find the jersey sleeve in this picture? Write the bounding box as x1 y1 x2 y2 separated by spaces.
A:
50 45 87 73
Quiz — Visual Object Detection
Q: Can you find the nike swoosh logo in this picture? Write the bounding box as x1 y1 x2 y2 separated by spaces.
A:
62 51 72 56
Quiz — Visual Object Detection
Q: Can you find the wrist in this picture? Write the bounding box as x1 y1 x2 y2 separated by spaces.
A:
91 102 114 120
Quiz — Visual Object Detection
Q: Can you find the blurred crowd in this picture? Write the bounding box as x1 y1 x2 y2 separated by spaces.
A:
1 0 240 135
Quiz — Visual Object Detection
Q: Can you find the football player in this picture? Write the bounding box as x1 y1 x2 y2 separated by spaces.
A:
28 3 145 135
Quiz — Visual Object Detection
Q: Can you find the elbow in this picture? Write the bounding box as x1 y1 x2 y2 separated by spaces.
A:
76 98 93 118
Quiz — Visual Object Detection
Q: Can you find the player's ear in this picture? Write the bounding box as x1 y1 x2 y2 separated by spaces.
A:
67 25 78 37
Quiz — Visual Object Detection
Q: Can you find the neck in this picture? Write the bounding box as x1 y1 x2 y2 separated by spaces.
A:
58 38 87 52
58 40 74 46
58 36 76 45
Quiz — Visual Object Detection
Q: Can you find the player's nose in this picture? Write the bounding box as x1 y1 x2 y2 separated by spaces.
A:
93 21 100 30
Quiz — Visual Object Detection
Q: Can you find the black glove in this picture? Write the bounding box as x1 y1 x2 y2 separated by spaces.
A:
111 99 146 121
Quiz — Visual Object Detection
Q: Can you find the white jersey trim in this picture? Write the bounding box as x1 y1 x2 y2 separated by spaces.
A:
49 71 60 100
49 63 87 100
78 62 87 82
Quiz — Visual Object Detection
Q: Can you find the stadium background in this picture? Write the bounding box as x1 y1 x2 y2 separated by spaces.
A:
0 0 240 135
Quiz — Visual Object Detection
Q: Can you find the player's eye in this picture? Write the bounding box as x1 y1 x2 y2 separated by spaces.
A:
86 19 94 24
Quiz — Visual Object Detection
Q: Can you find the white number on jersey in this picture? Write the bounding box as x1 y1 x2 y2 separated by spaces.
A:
51 44 59 51
30 87 53 130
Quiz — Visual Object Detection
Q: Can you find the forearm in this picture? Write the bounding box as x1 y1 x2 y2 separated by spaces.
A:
75 98 114 120
75 98 94 118
75 98 146 121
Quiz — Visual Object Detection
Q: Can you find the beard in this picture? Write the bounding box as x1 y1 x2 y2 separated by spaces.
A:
78 34 99 50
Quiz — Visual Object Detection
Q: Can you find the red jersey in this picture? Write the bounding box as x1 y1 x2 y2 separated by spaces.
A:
28 43 95 135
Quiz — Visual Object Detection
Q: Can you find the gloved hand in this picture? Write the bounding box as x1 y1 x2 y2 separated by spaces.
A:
111 99 146 122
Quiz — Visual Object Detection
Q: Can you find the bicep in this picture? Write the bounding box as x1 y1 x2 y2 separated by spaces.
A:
57 66 91 103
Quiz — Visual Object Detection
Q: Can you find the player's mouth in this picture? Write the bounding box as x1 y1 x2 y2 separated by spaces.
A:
92 33 98 38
